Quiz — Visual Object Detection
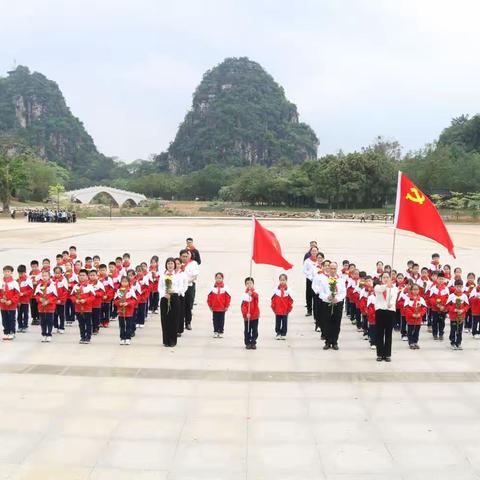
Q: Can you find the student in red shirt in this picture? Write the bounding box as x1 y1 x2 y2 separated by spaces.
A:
470 277 480 338
429 272 450 341
34 270 58 343
241 277 260 350
207 272 231 338
99 264 114 328
71 269 96 344
29 260 41 325
446 279 470 350
17 264 33 333
64 262 78 326
148 256 160 314
52 266 69 333
1 265 20 340
271 273 293 340
114 276 137 345
404 284 428 349
89 269 105 335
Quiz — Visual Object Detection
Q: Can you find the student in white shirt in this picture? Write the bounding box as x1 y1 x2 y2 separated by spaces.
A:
374 273 399 362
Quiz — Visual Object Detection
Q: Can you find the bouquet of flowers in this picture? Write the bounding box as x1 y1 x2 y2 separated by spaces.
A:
41 284 47 308
328 277 337 313
118 287 127 317
455 297 463 322
76 286 83 313
164 276 173 312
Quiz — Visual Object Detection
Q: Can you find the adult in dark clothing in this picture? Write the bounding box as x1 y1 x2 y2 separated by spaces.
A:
186 238 201 265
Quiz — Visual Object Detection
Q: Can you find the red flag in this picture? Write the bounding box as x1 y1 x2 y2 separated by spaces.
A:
252 218 293 270
394 172 455 258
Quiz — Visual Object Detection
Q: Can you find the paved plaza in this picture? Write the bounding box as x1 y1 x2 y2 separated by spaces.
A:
0 217 480 479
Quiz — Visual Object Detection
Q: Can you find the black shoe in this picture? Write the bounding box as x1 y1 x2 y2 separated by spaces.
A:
384 357 391 362
376 357 383 362
251 344 257 350
320 335 325 340
332 344 339 350
186 324 192 330
177 333 182 337
323 344 331 350
245 344 251 350
306 312 312 317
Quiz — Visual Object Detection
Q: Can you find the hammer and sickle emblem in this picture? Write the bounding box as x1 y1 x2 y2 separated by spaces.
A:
405 187 425 205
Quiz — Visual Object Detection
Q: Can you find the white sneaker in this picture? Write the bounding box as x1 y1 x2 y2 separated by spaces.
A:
212 333 218 338
281 336 286 340
370 345 376 350
218 333 223 338
401 336 408 341
41 336 47 343
139 324 144 329
56 328 60 334
276 334 281 340
2 335 9 341
476 334 480 339
46 336 51 343
125 339 131 345
58 329 65 334
9 334 14 340
120 339 125 345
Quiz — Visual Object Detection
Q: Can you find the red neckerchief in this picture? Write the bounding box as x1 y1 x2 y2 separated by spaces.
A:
180 260 192 272
56 261 64 266
30 269 40 276
3 277 13 287
70 253 77 260
18 274 27 282
214 281 224 294
444 272 451 280
85 263 92 270
123 261 130 268
310 255 317 263
42 266 50 272
54 274 64 282
278 284 287 297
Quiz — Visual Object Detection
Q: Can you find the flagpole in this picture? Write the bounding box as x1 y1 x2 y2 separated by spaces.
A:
247 216 255 334
391 171 402 271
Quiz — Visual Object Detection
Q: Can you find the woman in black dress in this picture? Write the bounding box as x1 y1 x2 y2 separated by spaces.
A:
159 257 182 347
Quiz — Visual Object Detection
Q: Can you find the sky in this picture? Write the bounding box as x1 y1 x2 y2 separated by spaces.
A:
0 0 479 162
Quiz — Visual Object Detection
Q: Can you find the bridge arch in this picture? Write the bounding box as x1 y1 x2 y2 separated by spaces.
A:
65 186 147 207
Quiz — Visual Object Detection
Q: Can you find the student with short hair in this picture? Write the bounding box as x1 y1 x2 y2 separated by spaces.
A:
242 277 260 350
34 270 58 342
114 276 137 345
271 273 293 340
0 266 20 340
71 269 95 344
207 272 231 338
17 265 33 333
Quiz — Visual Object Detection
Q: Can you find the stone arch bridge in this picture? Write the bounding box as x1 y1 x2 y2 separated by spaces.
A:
65 186 147 207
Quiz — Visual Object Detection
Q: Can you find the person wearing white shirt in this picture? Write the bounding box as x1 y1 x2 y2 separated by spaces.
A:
174 258 188 337
374 273 399 362
312 260 329 336
302 246 322 317
318 262 346 350
159 257 183 347
180 249 199 331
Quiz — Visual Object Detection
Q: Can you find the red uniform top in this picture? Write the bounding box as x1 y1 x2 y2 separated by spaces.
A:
469 287 480 316
52 275 69 304
404 295 428 325
241 289 260 320
149 266 160 291
18 274 34 305
367 295 376 325
446 292 470 322
114 287 137 317
207 282 231 312
270 285 293 316
358 287 371 315
29 268 41 291
99 274 115 302
0 278 20 311
429 283 450 312
90 280 105 309
64 271 78 291
136 274 150 303
71 282 96 313
34 281 58 313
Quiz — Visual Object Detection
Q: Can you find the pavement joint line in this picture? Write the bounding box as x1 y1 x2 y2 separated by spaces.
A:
2 363 480 382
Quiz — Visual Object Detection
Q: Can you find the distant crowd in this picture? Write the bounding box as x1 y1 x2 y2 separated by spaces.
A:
25 209 76 223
